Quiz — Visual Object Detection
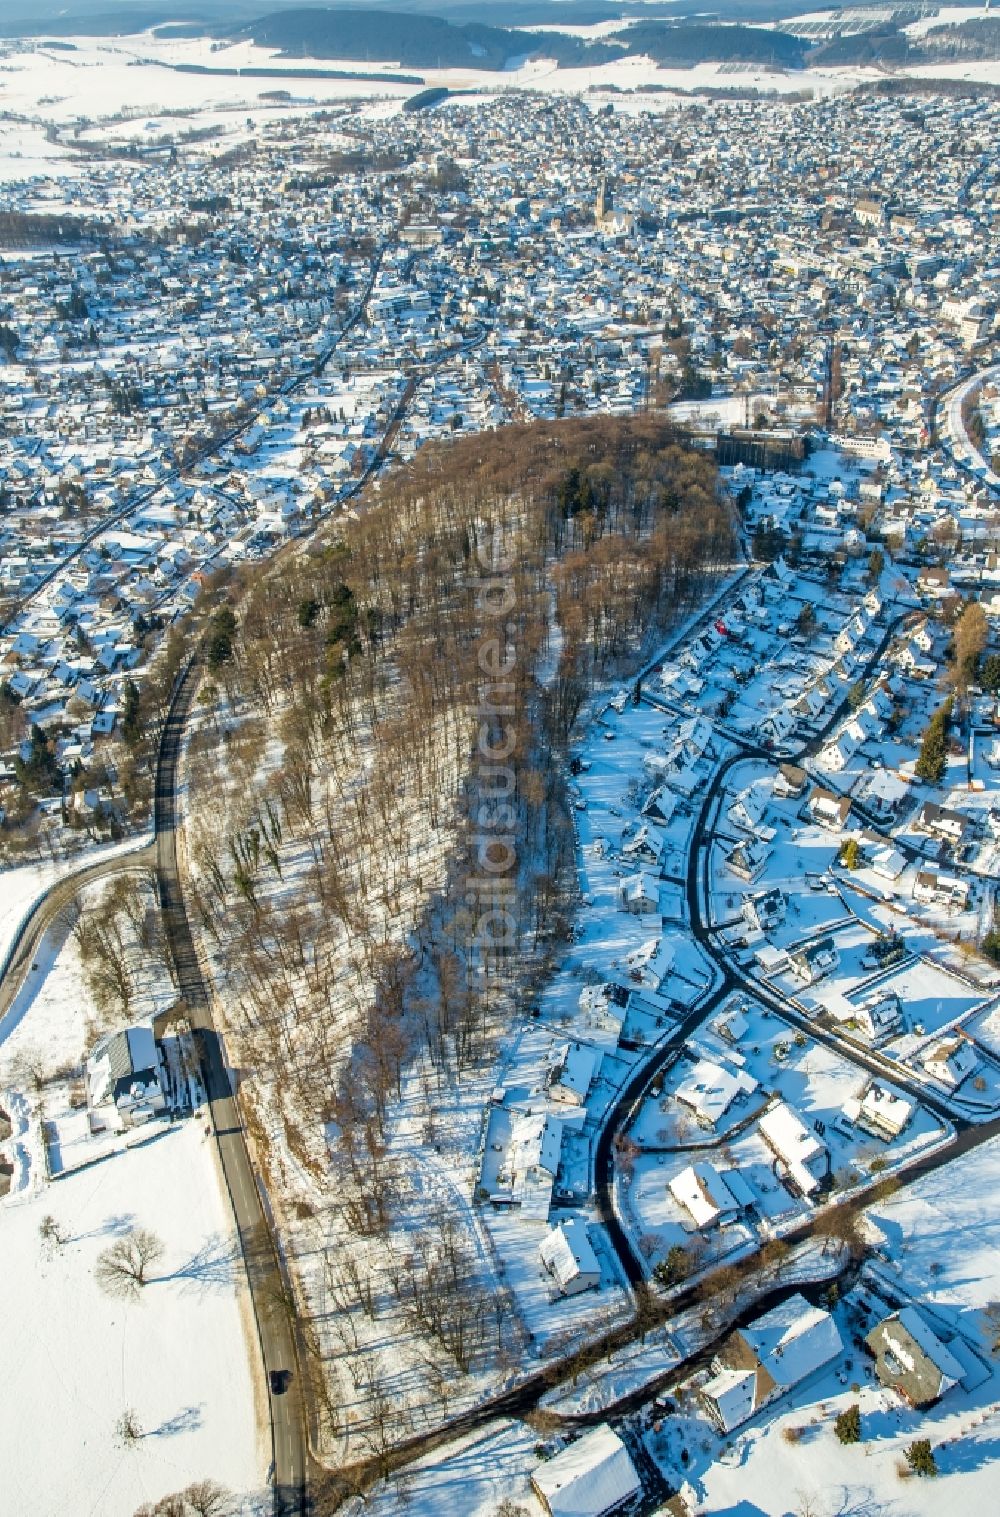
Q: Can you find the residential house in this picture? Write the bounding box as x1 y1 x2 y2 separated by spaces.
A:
742 887 786 936
842 1083 914 1140
866 1306 965 1408
531 1425 642 1517
758 1102 828 1197
669 1161 742 1231
790 936 840 987
547 1041 599 1107
675 1057 758 1131
913 870 970 910
728 782 775 840
86 1023 166 1132
726 838 771 883
897 642 936 680
916 801 973 847
808 786 852 831
773 762 808 799
617 872 660 916
505 1112 563 1221
922 1034 980 1088
852 988 904 1045
539 1219 601 1298
701 1294 843 1433
641 786 677 827
622 825 664 870
917 564 951 598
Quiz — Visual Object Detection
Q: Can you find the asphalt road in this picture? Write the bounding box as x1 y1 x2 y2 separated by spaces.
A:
0 844 155 1033
155 660 308 1517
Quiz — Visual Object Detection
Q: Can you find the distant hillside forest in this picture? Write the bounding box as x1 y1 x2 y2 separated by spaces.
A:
221 9 810 71
811 18 1000 69
6 5 1000 71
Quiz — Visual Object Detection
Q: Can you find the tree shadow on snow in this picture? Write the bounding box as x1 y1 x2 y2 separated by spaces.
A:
71 1211 137 1243
937 1431 1000 1477
148 1404 203 1437
155 1232 241 1292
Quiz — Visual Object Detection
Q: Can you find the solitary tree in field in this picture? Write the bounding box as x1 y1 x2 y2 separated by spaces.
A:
95 1227 165 1299
116 1407 144 1446
39 1214 66 1253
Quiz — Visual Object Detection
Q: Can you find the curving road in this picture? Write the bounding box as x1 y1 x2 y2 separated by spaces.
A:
938 364 1000 497
0 842 156 1034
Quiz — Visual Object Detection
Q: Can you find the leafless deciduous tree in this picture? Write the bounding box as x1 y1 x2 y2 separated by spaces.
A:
95 1227 165 1298
182 1480 232 1517
39 1213 66 1252
116 1407 144 1446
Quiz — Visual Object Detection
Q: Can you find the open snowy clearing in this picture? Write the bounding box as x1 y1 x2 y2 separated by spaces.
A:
0 1119 266 1517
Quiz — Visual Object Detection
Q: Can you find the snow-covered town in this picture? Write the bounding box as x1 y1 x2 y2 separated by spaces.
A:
3 4 1000 1517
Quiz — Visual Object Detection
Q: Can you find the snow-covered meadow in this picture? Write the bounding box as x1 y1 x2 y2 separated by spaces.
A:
0 1119 266 1516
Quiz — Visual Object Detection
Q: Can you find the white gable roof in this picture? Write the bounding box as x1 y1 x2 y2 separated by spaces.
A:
532 1425 641 1517
669 1162 740 1229
539 1218 601 1291
741 1294 843 1391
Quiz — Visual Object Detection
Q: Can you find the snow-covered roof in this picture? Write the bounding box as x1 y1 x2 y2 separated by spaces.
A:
669 1161 740 1230
700 1366 756 1434
758 1102 826 1195
539 1218 601 1292
675 1058 757 1127
867 1305 965 1407
548 1041 598 1102
531 1424 641 1517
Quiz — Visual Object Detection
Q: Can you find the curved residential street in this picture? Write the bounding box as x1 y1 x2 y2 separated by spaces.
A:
939 364 1000 495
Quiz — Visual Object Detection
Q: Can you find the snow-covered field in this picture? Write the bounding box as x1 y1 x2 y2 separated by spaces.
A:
0 849 261 1514
0 1120 266 1516
350 1418 544 1517
0 831 152 972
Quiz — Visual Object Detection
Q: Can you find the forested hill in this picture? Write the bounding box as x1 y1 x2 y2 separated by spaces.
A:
182 412 731 1190
224 9 810 71
226 8 624 68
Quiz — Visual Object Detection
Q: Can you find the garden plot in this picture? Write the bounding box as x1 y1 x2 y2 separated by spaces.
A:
627 1053 766 1151
835 879 942 954
647 1287 1000 1517
483 1202 632 1355
847 957 986 1047
709 819 842 930
719 1003 949 1192
621 1151 755 1269
790 916 891 1020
